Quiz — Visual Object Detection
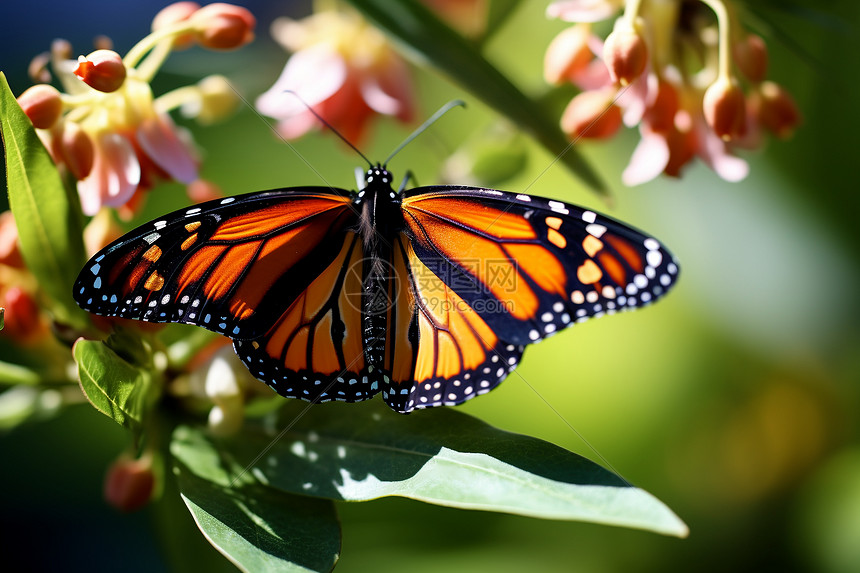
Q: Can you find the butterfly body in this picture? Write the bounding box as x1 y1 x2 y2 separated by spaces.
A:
354 165 403 371
75 165 679 413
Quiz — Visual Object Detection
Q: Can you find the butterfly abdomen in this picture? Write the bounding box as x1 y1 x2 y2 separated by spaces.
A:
358 171 404 369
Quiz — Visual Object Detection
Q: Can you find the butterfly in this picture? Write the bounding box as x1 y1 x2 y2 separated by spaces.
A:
73 164 679 414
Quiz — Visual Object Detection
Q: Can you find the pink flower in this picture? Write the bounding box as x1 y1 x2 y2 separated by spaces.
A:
22 2 250 217
256 8 415 145
546 0 800 185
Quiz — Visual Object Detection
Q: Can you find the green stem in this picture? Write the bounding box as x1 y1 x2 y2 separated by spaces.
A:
0 360 42 385
123 23 194 71
700 0 733 80
153 85 200 115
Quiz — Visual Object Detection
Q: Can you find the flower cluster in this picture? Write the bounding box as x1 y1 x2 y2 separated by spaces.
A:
545 0 801 185
256 6 415 145
16 2 254 218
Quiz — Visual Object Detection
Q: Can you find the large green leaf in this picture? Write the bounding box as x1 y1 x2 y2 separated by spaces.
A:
176 401 688 537
172 428 341 573
73 337 151 431
0 72 88 329
346 0 607 195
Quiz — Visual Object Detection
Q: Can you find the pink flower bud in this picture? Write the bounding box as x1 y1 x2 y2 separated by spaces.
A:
104 457 155 512
751 81 801 138
152 2 201 50
191 3 255 51
561 88 623 140
603 26 648 86
734 34 768 84
0 286 44 343
28 52 52 84
0 211 24 269
17 84 63 129
544 25 592 85
59 122 95 180
186 179 223 203
703 77 747 141
74 50 127 93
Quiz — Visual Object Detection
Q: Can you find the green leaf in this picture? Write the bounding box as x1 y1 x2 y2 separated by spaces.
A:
73 337 152 431
172 427 341 573
345 0 607 195
0 72 88 329
180 401 688 537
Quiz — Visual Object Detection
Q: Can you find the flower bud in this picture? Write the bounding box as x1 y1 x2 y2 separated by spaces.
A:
28 52 52 84
205 351 242 401
561 88 623 140
751 81 801 138
603 24 647 86
0 211 24 269
734 34 768 84
104 457 155 512
203 347 246 436
703 77 747 141
186 179 223 203
74 50 127 93
51 39 73 60
182 75 239 124
93 35 114 51
152 2 201 50
0 286 44 343
59 122 95 179
17 84 63 129
191 3 255 50
544 25 592 85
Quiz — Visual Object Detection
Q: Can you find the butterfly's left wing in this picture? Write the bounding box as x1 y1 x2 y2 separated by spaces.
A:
74 188 357 340
74 188 382 404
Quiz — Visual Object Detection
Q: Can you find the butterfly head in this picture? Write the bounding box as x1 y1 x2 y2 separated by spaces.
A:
364 164 393 187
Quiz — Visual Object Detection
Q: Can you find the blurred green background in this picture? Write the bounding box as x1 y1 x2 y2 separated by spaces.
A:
2 0 859 571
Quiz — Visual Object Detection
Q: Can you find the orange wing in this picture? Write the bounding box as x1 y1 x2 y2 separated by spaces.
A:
400 187 679 347
75 188 357 341
382 234 524 413
234 232 379 403
75 188 381 403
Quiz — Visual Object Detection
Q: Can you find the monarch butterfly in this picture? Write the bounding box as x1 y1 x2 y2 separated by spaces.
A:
74 123 679 414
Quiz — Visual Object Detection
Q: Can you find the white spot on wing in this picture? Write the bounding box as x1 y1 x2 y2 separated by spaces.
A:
548 200 569 214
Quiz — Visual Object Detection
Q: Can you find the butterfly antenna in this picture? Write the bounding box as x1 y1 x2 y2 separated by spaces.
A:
383 100 466 167
281 90 373 167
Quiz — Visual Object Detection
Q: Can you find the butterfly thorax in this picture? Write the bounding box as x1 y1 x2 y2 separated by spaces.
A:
356 165 404 369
